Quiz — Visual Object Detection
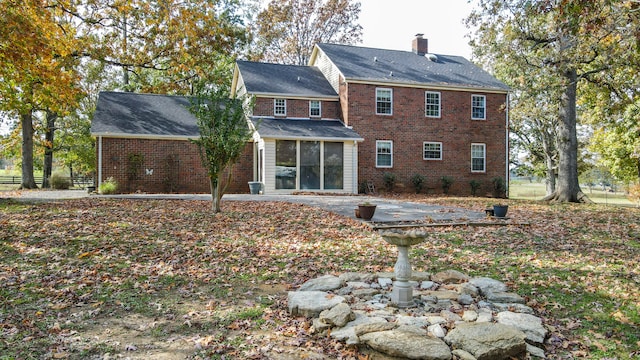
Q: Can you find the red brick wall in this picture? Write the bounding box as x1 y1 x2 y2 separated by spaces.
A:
345 84 508 195
254 97 341 120
99 137 254 194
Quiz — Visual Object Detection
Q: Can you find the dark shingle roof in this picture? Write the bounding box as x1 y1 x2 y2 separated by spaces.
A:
252 118 362 141
316 43 509 92
237 61 338 98
91 92 199 138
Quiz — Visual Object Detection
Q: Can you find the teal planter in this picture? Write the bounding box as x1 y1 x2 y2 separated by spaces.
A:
493 205 509 218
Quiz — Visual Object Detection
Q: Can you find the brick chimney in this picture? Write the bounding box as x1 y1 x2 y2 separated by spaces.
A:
412 34 428 55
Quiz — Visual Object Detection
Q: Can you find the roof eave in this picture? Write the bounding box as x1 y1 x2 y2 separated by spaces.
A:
252 92 340 101
91 132 199 141
345 78 509 94
257 134 364 142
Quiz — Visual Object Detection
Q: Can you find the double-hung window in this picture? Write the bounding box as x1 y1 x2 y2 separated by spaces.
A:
376 88 393 115
309 100 321 117
471 95 486 120
274 98 286 116
471 143 486 172
423 142 442 160
376 140 393 168
425 91 441 118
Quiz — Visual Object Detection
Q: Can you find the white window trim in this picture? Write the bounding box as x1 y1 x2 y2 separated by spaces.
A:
375 88 393 115
425 91 441 118
274 98 286 116
309 100 321 118
376 140 393 168
423 141 443 160
471 143 486 173
471 94 486 120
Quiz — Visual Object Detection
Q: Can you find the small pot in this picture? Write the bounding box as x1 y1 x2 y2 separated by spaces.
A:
493 204 509 218
358 204 377 221
354 208 361 218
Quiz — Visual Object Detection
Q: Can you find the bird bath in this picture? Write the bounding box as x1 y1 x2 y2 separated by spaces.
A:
379 229 429 308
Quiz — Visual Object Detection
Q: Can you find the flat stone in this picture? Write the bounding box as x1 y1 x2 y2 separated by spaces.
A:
458 283 480 297
444 322 526 360
298 275 344 291
462 310 478 322
378 277 393 287
458 294 474 305
476 308 493 323
330 313 387 344
339 272 374 282
318 303 354 327
527 343 547 358
396 315 429 328
428 323 446 338
288 291 345 318
452 349 477 360
424 290 460 300
493 303 535 314
346 281 370 289
354 321 397 337
352 288 379 298
432 269 470 284
496 311 547 343
441 310 462 322
360 329 452 360
469 277 508 295
486 291 525 304
427 315 447 325
411 271 432 281
396 324 427 336
421 281 435 289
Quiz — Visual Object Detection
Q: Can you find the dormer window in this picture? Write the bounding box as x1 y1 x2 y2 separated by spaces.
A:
274 99 286 116
309 100 321 117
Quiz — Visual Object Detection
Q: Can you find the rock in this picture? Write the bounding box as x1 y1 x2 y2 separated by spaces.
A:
493 303 535 314
458 294 474 305
376 272 395 280
469 277 508 295
458 283 480 297
411 271 432 281
330 313 387 344
298 275 343 291
486 291 525 304
441 310 462 322
427 315 447 325
396 324 428 336
424 290 459 300
496 311 547 343
421 281 435 289
312 317 332 332
287 291 345 318
319 303 354 327
432 269 470 284
527 343 547 358
378 277 393 287
354 321 397 337
475 308 493 323
452 349 477 360
428 323 446 338
352 288 379 298
346 281 370 289
339 272 374 282
360 329 452 360
444 323 526 360
462 310 478 322
396 315 429 328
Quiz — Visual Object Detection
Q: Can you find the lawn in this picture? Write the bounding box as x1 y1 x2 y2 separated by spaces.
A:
510 180 635 206
0 196 638 359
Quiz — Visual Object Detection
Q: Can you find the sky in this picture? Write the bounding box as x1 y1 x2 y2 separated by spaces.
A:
358 0 475 58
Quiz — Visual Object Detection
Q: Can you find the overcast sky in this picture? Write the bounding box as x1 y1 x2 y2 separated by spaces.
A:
358 0 474 58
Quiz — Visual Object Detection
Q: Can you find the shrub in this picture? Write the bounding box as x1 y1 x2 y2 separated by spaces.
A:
440 176 454 194
491 176 507 198
49 172 70 190
99 177 118 195
469 179 482 196
628 183 640 206
411 174 426 194
383 172 396 192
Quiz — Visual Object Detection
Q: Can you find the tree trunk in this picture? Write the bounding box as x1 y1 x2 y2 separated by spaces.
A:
42 111 57 188
210 176 221 213
20 110 38 189
543 68 590 203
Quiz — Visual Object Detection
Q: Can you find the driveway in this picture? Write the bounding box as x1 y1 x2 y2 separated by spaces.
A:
2 190 484 223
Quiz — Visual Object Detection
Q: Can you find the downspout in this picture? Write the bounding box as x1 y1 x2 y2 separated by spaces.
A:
98 136 103 189
353 141 358 194
505 93 510 197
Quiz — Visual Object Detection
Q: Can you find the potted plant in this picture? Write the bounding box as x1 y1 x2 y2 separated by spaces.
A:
358 202 377 221
492 204 509 218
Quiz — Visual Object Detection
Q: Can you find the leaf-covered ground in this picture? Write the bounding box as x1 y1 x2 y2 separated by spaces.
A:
0 196 638 359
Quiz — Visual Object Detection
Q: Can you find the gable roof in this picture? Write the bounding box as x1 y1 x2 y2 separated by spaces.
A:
251 118 363 141
235 61 339 99
91 91 200 139
312 43 509 93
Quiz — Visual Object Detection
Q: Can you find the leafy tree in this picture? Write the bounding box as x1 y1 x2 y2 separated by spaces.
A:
190 84 255 213
253 0 362 65
467 0 640 202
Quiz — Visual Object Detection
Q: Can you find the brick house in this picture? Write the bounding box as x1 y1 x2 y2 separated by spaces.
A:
92 35 509 195
234 35 509 195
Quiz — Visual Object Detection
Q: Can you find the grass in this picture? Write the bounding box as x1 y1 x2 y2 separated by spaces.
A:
510 180 635 206
0 196 638 359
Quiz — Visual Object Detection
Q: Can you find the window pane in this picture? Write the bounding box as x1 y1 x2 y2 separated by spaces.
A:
376 141 392 167
310 100 321 117
275 99 286 116
425 92 440 117
276 140 296 189
471 144 485 172
423 142 442 159
324 142 343 189
300 141 320 190
472 95 485 119
376 89 392 114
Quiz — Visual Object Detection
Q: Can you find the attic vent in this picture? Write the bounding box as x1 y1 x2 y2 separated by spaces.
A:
389 71 393 77
425 53 438 62
373 56 377 62
297 76 301 82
